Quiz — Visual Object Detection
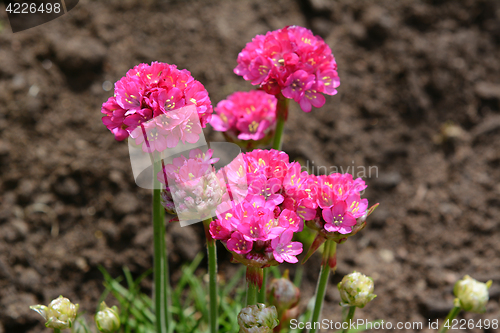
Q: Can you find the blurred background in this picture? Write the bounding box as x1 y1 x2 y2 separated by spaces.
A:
0 0 499 332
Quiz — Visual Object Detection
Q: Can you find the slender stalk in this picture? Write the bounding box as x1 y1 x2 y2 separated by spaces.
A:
309 240 333 333
153 159 169 333
272 95 289 150
257 268 268 303
341 306 356 333
160 205 172 332
53 329 61 333
203 218 218 333
438 306 461 333
246 281 258 306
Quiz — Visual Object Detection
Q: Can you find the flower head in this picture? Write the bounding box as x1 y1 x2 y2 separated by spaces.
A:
211 90 277 142
209 150 309 268
454 275 492 313
101 62 212 141
234 26 340 112
238 303 279 333
306 173 370 236
338 271 377 308
300 173 376 264
30 295 79 330
95 301 121 333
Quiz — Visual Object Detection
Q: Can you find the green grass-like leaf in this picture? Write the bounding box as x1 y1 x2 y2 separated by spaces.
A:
98 252 250 333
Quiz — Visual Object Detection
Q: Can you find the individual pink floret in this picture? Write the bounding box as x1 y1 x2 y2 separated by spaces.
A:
227 231 253 254
345 193 368 218
322 202 357 234
271 229 303 264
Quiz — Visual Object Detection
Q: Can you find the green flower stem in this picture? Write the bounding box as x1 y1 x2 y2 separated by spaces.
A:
246 281 259 306
257 268 268 303
203 218 218 333
272 94 290 150
341 306 356 333
309 239 334 333
153 158 169 333
53 329 61 333
438 306 461 333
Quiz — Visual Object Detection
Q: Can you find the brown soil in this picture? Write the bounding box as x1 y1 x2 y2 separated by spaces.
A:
0 0 499 332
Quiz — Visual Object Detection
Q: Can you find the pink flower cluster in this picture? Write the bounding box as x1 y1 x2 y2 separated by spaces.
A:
210 150 306 266
101 62 213 141
299 173 368 235
210 90 277 141
234 26 340 112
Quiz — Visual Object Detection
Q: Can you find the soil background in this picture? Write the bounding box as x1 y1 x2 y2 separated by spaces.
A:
1 0 500 332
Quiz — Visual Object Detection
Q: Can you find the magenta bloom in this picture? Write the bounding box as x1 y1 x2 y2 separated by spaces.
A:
191 149 371 268
235 197 284 242
278 209 303 233
210 90 277 141
227 231 253 254
322 202 357 234
205 149 371 263
101 62 213 141
209 149 311 269
234 26 340 112
209 214 233 240
316 173 367 209
271 229 303 264
346 193 368 218
283 167 368 237
282 70 314 102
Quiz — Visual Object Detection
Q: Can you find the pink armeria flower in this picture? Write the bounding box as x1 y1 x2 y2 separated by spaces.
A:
234 26 340 112
299 173 377 266
209 213 233 240
210 90 277 142
278 209 303 233
316 173 367 208
322 202 357 234
271 229 303 264
101 62 213 141
209 149 310 269
227 231 253 254
214 195 303 266
300 173 371 241
346 193 368 218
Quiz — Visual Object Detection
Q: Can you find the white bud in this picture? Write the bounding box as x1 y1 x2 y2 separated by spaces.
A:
30 295 79 329
95 301 121 333
454 275 492 313
238 303 279 333
338 271 376 308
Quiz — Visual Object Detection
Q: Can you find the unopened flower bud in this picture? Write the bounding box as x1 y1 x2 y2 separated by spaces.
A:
95 302 120 333
267 271 300 313
453 275 492 313
30 295 79 329
338 271 376 308
238 303 279 333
